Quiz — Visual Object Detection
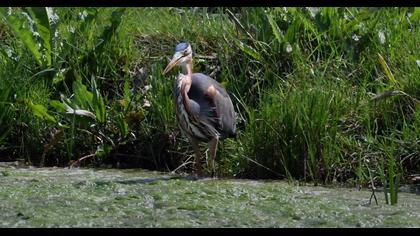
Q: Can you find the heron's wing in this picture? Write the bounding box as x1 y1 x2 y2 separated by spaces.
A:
189 73 236 139
211 86 236 137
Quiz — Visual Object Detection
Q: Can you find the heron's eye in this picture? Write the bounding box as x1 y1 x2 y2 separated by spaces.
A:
183 49 188 55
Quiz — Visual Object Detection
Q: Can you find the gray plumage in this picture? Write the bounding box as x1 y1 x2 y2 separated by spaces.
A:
174 73 236 141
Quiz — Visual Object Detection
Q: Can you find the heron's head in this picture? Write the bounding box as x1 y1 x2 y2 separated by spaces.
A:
163 42 193 74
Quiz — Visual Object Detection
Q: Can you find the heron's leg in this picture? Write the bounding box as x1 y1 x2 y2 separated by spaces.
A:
208 137 219 178
190 137 202 177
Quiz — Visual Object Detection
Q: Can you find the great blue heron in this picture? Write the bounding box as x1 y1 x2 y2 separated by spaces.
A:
163 42 236 177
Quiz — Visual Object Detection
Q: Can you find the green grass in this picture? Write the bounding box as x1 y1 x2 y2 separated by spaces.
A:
0 7 419 194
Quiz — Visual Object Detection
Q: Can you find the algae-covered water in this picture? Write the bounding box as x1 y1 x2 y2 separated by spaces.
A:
0 165 419 227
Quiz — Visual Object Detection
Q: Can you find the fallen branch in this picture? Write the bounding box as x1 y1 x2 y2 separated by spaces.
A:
371 90 420 103
70 153 96 168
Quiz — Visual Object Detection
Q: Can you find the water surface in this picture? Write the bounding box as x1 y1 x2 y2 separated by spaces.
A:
0 165 419 227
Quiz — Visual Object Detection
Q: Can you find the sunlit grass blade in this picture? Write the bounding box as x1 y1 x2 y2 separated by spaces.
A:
378 53 398 86
91 77 106 124
267 13 284 44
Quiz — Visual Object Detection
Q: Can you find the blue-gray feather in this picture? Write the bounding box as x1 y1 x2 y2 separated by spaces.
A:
175 42 189 52
184 73 236 140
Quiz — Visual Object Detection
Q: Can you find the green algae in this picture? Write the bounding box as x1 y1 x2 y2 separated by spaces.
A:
0 166 419 228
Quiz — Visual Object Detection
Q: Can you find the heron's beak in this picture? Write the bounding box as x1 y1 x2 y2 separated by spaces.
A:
163 52 183 75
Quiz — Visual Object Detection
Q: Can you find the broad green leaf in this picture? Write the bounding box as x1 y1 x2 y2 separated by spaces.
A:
234 39 261 61
50 100 66 113
1 9 44 66
91 77 106 123
24 7 52 67
28 103 56 123
73 79 94 111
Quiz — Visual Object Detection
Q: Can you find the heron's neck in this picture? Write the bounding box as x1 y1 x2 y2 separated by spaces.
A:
180 60 193 93
181 60 193 77
180 60 193 115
